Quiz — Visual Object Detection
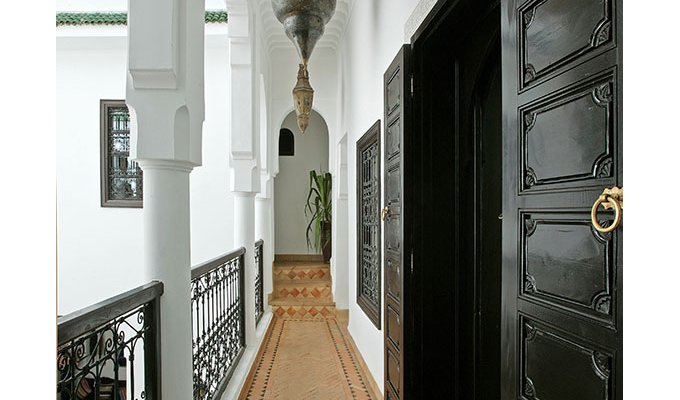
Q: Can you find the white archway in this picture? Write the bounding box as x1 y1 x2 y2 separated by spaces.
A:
274 109 330 256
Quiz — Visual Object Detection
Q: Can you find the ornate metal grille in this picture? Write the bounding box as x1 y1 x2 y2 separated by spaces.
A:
101 100 143 207
356 121 382 327
255 239 264 325
57 282 162 400
191 248 246 400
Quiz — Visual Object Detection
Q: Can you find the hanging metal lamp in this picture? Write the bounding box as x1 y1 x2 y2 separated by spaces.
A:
272 0 337 133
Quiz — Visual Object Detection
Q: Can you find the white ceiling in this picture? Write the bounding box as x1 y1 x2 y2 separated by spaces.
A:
254 0 353 53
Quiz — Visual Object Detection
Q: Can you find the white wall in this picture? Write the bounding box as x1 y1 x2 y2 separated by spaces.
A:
57 42 144 315
56 25 236 315
339 0 422 392
274 110 329 254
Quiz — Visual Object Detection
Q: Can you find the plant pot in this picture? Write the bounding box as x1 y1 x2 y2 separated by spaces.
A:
321 221 332 264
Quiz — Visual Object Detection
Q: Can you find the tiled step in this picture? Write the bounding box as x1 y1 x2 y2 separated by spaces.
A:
272 279 332 300
273 264 330 282
271 304 337 319
270 296 334 307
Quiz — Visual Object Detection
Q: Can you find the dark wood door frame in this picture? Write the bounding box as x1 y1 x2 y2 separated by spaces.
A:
404 0 503 398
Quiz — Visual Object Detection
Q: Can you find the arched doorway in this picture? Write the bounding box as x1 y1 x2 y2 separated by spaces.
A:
274 110 330 258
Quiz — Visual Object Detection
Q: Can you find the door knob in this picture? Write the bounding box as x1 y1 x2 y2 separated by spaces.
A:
591 186 624 233
382 206 390 221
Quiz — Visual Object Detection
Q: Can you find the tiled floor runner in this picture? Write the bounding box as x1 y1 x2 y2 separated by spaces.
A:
242 318 374 400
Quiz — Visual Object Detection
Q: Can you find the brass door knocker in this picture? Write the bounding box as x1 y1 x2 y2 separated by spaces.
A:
591 186 624 233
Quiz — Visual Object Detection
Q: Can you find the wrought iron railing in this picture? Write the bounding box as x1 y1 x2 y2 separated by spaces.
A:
255 239 264 325
57 281 163 400
191 247 246 400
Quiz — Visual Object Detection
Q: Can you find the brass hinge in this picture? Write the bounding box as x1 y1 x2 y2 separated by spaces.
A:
410 74 414 97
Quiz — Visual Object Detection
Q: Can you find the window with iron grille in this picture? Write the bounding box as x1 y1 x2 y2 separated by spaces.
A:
100 100 143 208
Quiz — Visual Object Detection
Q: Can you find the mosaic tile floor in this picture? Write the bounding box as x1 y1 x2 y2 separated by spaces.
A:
241 317 375 400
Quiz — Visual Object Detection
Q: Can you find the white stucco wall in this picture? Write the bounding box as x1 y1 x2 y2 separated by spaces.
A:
56 24 235 315
274 110 329 255
340 0 423 393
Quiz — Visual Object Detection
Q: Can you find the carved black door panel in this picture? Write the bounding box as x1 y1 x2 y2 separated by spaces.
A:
383 44 411 400
501 1 623 399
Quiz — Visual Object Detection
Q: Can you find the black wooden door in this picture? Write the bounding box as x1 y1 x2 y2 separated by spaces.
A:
383 44 411 400
501 0 623 399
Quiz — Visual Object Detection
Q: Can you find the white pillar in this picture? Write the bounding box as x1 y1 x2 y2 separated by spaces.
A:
227 0 260 347
255 198 267 245
139 160 194 399
255 194 273 300
234 192 257 346
126 0 205 397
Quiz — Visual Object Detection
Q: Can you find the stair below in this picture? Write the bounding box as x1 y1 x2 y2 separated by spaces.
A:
273 264 330 282
271 304 337 319
271 259 335 319
272 279 331 300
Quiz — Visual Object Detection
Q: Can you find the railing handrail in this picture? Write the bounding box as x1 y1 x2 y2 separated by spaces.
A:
255 239 264 247
191 246 246 280
58 280 164 345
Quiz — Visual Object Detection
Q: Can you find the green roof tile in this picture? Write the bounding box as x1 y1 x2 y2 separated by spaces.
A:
56 11 228 26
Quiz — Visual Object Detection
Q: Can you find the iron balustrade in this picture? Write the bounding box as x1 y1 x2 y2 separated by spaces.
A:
57 281 163 400
255 239 264 325
191 247 246 400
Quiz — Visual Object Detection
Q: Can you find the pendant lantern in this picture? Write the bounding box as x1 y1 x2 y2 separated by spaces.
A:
271 0 337 133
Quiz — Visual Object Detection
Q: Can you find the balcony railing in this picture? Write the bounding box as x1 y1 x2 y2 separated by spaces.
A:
255 239 264 325
57 281 163 400
191 247 246 400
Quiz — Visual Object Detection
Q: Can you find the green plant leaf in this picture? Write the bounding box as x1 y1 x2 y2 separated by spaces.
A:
304 169 332 251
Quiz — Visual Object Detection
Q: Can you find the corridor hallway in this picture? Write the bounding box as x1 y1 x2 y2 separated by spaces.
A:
240 260 379 399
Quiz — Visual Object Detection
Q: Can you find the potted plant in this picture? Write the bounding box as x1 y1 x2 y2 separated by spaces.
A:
305 170 332 263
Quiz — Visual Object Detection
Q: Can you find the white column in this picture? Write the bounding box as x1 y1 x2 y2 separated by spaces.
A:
139 160 194 399
126 0 205 397
255 198 267 245
227 0 260 347
234 192 257 346
255 193 273 300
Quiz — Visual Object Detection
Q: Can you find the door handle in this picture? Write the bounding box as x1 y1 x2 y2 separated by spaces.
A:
382 206 390 221
591 186 624 233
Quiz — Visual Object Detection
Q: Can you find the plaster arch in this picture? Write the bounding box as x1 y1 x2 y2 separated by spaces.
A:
274 109 330 256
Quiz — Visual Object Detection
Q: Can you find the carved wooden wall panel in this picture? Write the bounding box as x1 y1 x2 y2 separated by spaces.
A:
387 349 401 393
521 72 616 192
519 0 614 90
386 119 402 161
521 213 614 324
386 255 401 302
521 318 613 400
357 121 382 328
386 216 401 253
386 305 401 348
386 69 402 117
